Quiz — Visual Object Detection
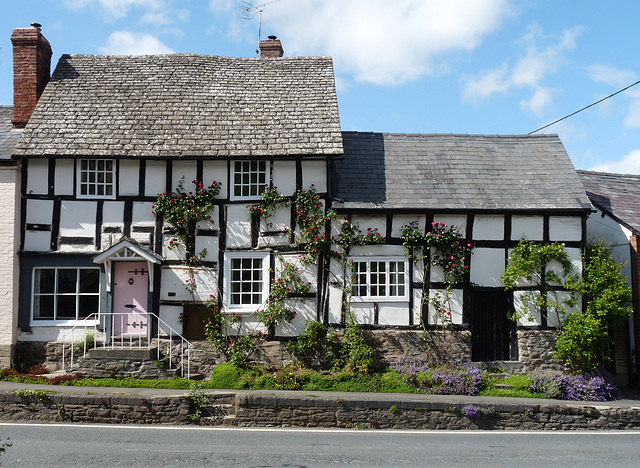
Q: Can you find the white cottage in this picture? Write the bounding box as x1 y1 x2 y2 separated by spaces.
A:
6 25 593 371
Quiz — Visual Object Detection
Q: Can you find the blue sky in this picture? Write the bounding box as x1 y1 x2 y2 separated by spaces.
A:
2 1 640 173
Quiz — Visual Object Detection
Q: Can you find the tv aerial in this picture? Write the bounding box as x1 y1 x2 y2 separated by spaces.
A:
239 0 282 44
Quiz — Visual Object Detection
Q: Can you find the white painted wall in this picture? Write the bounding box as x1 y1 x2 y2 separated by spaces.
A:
119 160 139 196
391 214 425 237
272 160 296 196
54 159 74 196
276 298 317 336
427 288 463 325
132 201 155 226
59 200 96 237
470 248 505 287
144 160 167 197
160 266 218 302
26 159 48 195
225 205 252 249
586 207 632 283
511 215 543 241
473 215 504 240
350 215 386 238
514 290 541 326
202 160 228 198
301 160 326 192
172 161 197 192
549 216 582 241
159 304 183 336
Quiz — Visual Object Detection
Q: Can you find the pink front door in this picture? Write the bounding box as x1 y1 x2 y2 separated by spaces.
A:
113 262 149 336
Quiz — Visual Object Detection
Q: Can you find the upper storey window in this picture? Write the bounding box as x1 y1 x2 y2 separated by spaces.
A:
231 161 268 200
78 159 115 198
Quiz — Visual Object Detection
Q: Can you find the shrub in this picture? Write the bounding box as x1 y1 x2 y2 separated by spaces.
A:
529 368 619 401
210 363 242 389
392 359 487 396
342 314 377 374
285 320 344 370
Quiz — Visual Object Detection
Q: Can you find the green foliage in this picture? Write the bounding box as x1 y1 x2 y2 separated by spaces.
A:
479 374 544 399
13 388 53 402
401 221 471 286
555 242 632 371
0 436 11 457
342 314 378 374
257 260 312 329
210 363 242 389
247 186 287 218
275 370 302 390
285 320 344 370
75 330 96 354
502 239 578 324
153 178 221 266
187 383 208 421
334 220 386 257
293 186 337 263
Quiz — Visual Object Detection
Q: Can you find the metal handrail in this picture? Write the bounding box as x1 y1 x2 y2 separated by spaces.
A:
62 312 192 377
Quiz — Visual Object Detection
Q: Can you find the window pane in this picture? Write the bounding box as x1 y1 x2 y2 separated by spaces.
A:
57 295 77 319
78 296 99 318
79 269 99 293
58 270 77 294
33 295 54 319
35 269 55 294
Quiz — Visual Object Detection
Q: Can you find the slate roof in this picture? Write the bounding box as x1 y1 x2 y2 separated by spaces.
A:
334 132 591 211
0 106 21 161
578 170 640 234
13 54 343 158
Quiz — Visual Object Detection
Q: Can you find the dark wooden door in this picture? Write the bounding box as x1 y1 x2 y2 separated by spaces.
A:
470 290 513 361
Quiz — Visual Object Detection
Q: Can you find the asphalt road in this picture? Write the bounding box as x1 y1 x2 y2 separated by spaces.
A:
1 422 640 467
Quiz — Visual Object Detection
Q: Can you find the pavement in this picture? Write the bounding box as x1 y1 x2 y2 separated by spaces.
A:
1 379 639 410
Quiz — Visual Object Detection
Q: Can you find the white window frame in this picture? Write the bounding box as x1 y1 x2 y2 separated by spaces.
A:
230 160 269 200
31 267 101 324
224 251 270 312
77 159 116 199
349 257 409 302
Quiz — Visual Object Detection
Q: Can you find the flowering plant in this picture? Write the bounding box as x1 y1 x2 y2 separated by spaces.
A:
153 178 221 266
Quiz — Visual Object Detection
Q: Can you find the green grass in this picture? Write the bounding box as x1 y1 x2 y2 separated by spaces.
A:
479 374 545 399
0 365 544 398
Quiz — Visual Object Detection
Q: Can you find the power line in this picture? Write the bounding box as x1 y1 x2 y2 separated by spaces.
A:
528 79 640 135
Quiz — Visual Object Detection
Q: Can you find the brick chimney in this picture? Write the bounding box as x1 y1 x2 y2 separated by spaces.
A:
259 35 284 58
11 24 52 129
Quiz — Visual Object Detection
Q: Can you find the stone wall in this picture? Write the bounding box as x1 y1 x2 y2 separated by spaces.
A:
517 329 563 373
1 389 640 431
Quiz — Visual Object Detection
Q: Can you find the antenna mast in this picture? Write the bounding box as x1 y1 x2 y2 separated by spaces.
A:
239 0 282 44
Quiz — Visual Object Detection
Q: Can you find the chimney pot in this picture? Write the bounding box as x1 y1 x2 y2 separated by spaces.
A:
11 25 52 128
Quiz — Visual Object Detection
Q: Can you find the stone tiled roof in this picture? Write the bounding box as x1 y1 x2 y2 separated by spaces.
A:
13 54 343 158
0 106 22 161
578 170 640 234
334 132 591 211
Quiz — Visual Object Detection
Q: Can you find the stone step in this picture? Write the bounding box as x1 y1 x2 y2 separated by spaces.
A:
85 347 158 360
493 383 514 390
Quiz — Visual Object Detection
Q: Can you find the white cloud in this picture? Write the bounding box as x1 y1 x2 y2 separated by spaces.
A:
260 0 508 86
140 9 190 25
462 24 583 113
586 65 640 129
589 150 640 174
100 30 175 54
521 87 553 115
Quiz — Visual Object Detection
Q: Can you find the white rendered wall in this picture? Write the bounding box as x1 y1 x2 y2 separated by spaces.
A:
301 160 326 192
59 201 96 251
549 216 582 241
272 160 296 196
511 215 544 241
172 161 197 192
391 215 425 237
144 160 166 197
276 299 317 336
54 159 73 196
473 215 504 240
26 159 48 195
159 304 183 336
225 205 252 249
427 288 464 325
160 266 218 302
586 207 632 282
24 199 53 251
119 160 139 196
202 160 227 196
470 248 505 287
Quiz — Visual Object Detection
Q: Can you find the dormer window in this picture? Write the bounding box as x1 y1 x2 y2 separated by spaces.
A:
78 159 115 198
231 160 268 200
